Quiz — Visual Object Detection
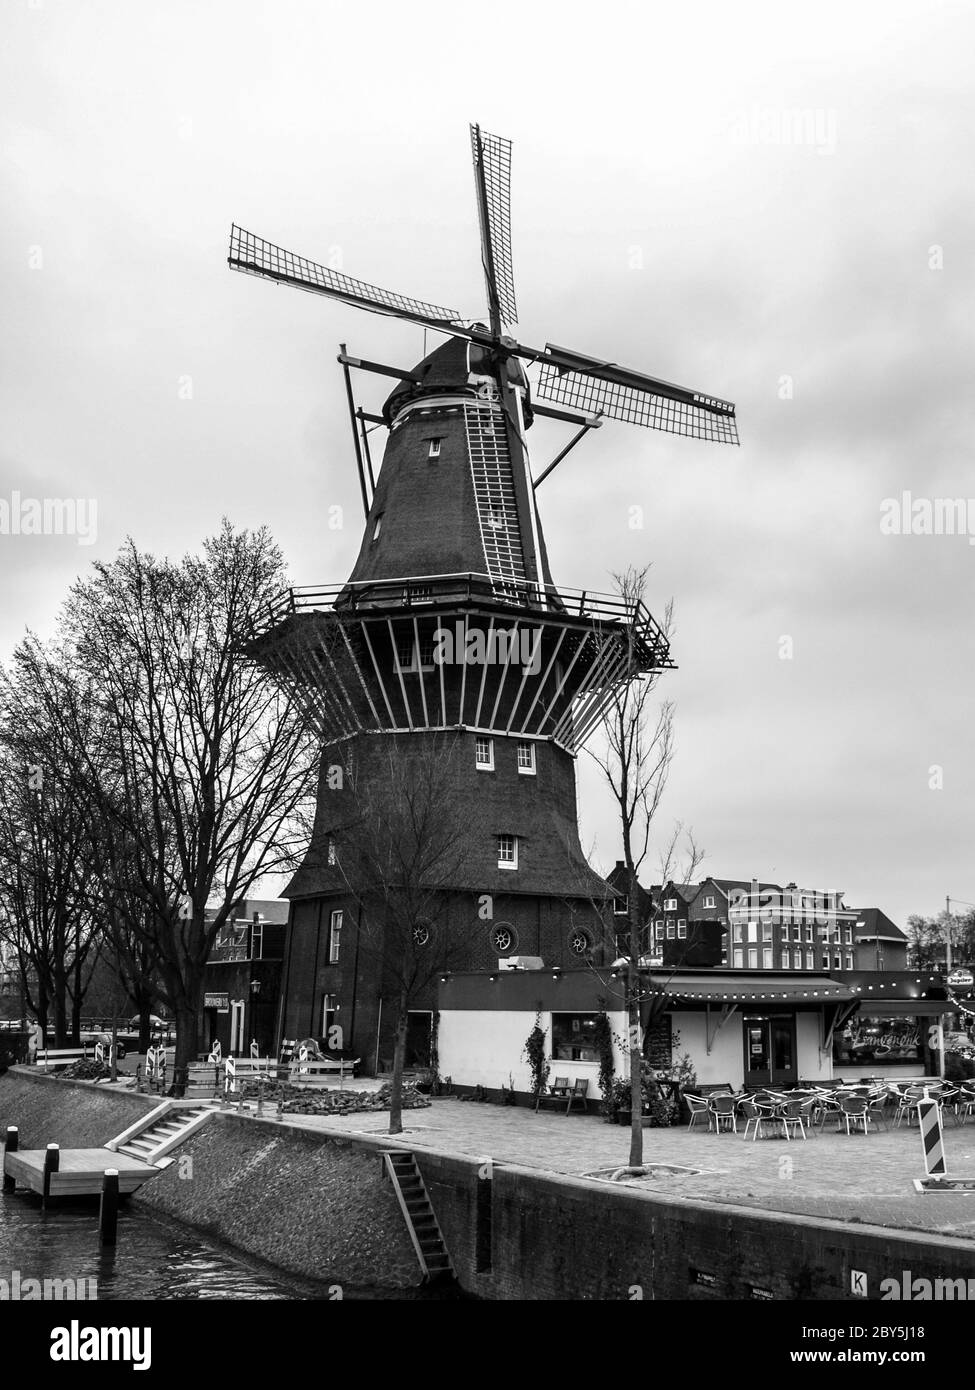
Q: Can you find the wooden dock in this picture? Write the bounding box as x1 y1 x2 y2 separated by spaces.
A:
4 1148 158 1197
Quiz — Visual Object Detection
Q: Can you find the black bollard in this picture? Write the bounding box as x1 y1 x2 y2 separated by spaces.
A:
3 1125 18 1193
42 1142 59 1204
99 1169 119 1246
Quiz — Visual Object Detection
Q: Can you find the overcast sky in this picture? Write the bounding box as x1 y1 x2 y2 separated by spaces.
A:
2 0 973 928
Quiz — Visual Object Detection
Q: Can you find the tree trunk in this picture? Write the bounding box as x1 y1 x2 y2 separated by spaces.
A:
138 1001 152 1054
387 994 409 1136
628 961 643 1167
52 985 68 1050
171 1001 202 1097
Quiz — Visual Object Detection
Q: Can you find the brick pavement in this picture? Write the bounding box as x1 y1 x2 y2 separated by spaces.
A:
269 1097 975 1243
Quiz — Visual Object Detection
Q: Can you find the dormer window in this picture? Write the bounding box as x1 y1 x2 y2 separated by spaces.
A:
703 896 715 909
428 438 442 459
664 897 677 911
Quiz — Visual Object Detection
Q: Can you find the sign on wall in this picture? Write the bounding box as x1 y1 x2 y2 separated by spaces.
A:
204 993 230 1011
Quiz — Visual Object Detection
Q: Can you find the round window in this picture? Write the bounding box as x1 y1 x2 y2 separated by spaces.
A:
568 928 592 957
412 922 431 948
491 923 517 955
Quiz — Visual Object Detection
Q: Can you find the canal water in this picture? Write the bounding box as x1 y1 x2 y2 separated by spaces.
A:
0 1191 455 1300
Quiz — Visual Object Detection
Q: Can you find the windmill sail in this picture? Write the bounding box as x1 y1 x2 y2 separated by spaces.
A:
228 225 461 332
470 126 518 328
535 346 739 445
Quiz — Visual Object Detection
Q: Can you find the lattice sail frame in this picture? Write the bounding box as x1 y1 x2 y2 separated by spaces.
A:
228 225 460 329
535 362 739 445
470 126 518 326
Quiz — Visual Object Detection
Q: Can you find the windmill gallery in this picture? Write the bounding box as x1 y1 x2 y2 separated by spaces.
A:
227 123 738 1075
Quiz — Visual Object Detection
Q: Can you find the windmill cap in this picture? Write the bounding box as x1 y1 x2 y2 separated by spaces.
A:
382 334 533 427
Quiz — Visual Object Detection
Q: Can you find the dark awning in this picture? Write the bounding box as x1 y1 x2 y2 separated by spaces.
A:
851 999 951 1017
647 973 855 1006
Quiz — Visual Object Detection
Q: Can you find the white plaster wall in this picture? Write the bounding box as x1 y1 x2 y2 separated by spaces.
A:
797 1012 828 1079
670 1011 743 1087
438 1009 627 1092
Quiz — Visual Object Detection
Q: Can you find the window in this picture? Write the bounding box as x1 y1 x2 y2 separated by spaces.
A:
781 949 790 969
762 922 772 942
792 925 801 942
821 953 830 970
793 949 802 970
833 953 842 970
666 922 675 939
805 950 815 970
747 922 757 942
844 927 853 945
733 949 744 967
475 736 494 771
762 948 773 969
395 636 414 671
733 923 743 943
327 836 337 867
613 894 629 917
417 635 436 669
497 834 518 870
664 898 677 911
321 993 337 1039
372 513 383 542
703 896 716 909
677 919 687 939
552 1013 600 1063
568 929 591 957
654 922 664 940
747 948 758 968
805 925 814 943
328 910 342 963
517 742 536 775
407 584 433 604
491 923 516 954
427 438 442 459
845 952 854 970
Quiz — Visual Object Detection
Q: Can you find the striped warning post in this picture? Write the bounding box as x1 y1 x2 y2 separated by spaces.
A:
918 1099 947 1177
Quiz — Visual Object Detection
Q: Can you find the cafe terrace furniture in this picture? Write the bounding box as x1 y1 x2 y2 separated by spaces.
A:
534 1076 570 1113
839 1094 870 1136
684 1094 713 1132
709 1094 738 1133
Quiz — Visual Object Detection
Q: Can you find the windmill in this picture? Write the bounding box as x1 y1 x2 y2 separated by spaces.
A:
228 126 738 1060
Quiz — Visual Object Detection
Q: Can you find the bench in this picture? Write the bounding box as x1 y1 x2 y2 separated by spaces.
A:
35 1046 93 1071
535 1077 590 1115
288 1050 360 1083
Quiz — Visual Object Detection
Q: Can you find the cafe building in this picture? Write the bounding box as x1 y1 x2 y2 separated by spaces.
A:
436 965 951 1096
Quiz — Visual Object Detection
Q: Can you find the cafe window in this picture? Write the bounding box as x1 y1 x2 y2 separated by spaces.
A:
833 1014 926 1068
552 1012 599 1063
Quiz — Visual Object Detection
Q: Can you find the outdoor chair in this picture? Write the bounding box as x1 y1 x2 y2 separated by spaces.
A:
894 1086 926 1128
866 1092 890 1132
745 1098 785 1140
957 1084 975 1125
684 1093 712 1132
815 1094 844 1133
567 1078 589 1114
709 1094 738 1133
780 1099 809 1141
839 1094 870 1136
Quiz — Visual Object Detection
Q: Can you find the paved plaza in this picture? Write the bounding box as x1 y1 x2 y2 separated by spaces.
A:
271 1096 975 1243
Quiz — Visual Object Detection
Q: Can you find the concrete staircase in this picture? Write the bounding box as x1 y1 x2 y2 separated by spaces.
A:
383 1150 454 1284
106 1101 214 1167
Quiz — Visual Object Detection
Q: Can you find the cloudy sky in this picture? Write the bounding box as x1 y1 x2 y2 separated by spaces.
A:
2 0 973 928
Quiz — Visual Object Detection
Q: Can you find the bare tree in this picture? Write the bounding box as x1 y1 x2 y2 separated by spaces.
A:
17 523 319 1084
330 735 473 1134
586 565 701 1166
906 914 944 971
0 647 103 1043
